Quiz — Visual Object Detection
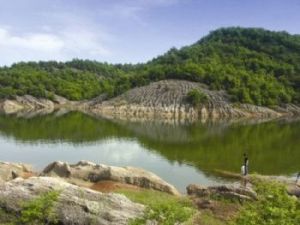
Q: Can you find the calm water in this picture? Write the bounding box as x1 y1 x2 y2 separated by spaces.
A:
0 111 299 192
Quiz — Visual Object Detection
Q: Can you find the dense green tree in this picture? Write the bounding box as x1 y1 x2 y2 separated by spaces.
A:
0 27 299 105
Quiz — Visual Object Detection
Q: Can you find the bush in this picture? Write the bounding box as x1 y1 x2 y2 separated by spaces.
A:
234 179 300 225
17 191 60 225
187 89 208 106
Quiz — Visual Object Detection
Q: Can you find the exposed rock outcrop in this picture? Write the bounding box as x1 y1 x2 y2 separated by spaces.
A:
42 161 181 196
186 183 257 201
0 177 144 225
1 80 300 121
90 80 300 121
0 95 54 114
0 162 33 183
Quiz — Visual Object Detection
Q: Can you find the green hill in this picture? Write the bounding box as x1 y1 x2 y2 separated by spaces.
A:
0 27 300 106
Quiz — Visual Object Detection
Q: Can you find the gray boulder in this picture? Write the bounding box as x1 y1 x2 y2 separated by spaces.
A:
0 177 144 225
287 184 300 198
187 183 257 201
42 161 180 196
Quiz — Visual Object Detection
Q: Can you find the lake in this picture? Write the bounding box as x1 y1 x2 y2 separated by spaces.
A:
0 111 299 192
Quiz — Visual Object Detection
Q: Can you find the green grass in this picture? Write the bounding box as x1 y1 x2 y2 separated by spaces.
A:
197 211 228 225
117 189 195 225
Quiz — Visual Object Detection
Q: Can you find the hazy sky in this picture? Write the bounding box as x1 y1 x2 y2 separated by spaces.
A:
0 0 299 65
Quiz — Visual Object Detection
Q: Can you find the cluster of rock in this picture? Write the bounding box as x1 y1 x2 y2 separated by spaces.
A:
0 161 182 225
1 161 300 224
42 160 180 196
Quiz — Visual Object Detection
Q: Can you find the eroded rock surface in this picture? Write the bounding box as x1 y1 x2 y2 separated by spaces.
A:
187 183 257 201
90 80 299 121
42 161 181 196
0 162 33 183
0 177 144 225
0 95 54 114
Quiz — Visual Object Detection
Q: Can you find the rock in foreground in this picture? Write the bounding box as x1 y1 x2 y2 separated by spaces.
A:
42 160 181 196
0 162 33 183
0 177 144 225
187 183 257 201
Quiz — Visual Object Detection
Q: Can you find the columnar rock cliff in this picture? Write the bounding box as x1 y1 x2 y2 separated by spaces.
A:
90 80 300 121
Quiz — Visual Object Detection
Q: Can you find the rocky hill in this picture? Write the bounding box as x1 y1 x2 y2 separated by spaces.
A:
90 79 300 121
1 79 300 121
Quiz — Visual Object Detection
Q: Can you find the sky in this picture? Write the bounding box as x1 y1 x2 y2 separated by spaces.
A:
0 0 299 66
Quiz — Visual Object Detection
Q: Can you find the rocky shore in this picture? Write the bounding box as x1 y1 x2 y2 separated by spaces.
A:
0 161 299 224
1 80 300 122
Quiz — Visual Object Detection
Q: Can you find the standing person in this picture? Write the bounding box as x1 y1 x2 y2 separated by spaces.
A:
296 172 300 184
243 153 249 176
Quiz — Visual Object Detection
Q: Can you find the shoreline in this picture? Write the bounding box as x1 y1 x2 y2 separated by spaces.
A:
0 160 299 225
1 80 300 122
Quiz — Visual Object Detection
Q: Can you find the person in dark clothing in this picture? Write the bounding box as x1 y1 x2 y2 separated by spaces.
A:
296 172 300 184
243 153 249 176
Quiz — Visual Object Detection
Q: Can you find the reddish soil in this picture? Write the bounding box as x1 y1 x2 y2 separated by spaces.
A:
90 180 141 193
21 172 35 179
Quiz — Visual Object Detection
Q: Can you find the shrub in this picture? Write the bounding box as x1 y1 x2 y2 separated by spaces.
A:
234 179 300 225
17 191 60 225
187 89 208 106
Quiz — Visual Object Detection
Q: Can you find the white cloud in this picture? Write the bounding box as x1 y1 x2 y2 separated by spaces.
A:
0 28 64 52
0 25 113 66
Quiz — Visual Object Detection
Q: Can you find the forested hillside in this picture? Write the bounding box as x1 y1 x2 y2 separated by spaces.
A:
0 27 300 106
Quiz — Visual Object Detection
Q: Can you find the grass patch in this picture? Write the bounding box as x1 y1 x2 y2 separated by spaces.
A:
117 189 195 225
196 211 228 225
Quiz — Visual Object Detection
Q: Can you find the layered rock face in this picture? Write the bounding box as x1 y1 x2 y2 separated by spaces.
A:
0 177 144 225
91 80 300 121
42 160 181 196
0 95 55 114
1 80 300 120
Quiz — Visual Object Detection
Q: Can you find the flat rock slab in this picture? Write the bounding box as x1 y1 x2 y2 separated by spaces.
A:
187 183 257 201
0 177 144 225
42 160 180 196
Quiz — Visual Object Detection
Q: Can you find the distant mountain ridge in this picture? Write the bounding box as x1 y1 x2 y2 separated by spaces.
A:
0 27 299 107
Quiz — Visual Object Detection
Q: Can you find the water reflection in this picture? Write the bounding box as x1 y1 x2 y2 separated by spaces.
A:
0 111 299 191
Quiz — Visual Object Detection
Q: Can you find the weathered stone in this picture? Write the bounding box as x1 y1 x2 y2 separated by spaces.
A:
186 184 209 197
186 183 257 201
90 79 300 121
0 95 54 114
0 177 145 225
287 185 300 198
0 162 33 183
1 80 300 120
42 161 181 196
